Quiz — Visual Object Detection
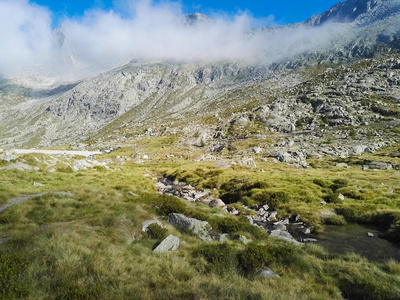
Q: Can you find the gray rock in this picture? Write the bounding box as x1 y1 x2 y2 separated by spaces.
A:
257 267 280 278
33 182 45 187
273 223 287 231
2 162 34 171
153 235 180 253
168 213 213 242
0 151 18 162
246 215 254 225
353 145 367 156
267 211 278 222
270 230 302 245
262 204 269 211
367 232 374 237
142 220 163 232
338 193 345 201
301 227 312 235
253 147 263 154
237 235 251 244
281 218 290 225
303 238 318 243
209 199 226 208
217 233 230 243
336 163 349 168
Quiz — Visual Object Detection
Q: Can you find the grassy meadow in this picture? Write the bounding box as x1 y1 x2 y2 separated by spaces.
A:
0 142 400 299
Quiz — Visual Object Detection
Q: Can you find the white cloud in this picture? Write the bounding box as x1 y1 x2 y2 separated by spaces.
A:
0 0 344 80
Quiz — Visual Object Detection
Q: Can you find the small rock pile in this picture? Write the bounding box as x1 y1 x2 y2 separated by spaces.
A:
156 178 227 209
232 204 316 245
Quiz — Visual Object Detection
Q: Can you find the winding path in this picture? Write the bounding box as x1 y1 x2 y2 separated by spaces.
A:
9 149 102 157
0 192 74 213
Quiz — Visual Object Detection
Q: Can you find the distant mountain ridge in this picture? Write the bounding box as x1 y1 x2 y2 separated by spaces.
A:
0 0 400 150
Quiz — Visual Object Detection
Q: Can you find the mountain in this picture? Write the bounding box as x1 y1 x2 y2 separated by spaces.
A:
305 0 384 25
0 0 399 157
184 13 210 25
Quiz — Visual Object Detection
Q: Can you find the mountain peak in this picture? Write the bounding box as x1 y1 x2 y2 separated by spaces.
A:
184 13 210 26
305 0 383 25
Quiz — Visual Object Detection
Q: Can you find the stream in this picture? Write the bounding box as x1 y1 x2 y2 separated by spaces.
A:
314 224 400 262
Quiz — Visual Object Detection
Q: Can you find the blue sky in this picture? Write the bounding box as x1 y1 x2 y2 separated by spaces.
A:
32 0 341 26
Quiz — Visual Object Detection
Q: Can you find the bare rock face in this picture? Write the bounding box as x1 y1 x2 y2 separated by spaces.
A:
305 0 384 26
168 213 213 242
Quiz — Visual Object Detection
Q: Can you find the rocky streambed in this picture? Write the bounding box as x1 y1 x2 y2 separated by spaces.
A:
156 178 400 262
155 178 315 245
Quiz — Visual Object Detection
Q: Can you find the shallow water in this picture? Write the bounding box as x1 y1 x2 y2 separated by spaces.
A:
316 224 400 262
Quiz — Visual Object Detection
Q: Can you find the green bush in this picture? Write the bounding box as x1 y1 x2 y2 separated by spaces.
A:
313 178 330 188
146 223 168 240
253 190 290 209
323 193 342 204
193 243 238 275
0 252 29 298
151 195 187 216
238 243 270 276
330 179 349 191
209 217 266 240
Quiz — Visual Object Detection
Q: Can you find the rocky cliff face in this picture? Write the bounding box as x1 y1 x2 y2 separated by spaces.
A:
304 0 399 26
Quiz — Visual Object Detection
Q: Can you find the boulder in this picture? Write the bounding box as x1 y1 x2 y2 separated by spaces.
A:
273 223 287 231
253 147 263 154
267 211 278 222
302 238 318 243
153 235 180 253
236 235 251 244
257 267 280 278
168 213 213 242
336 163 349 168
217 233 230 243
352 145 367 156
209 199 226 208
270 230 302 245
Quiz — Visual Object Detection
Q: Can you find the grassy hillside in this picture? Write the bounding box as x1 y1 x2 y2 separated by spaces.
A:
0 145 399 299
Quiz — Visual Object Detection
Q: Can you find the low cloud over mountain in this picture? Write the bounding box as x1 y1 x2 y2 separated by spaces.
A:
0 0 345 80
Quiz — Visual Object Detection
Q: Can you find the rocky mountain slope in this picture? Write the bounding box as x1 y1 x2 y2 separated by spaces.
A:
0 0 399 155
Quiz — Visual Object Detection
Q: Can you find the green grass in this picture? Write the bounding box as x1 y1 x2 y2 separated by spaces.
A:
0 149 399 299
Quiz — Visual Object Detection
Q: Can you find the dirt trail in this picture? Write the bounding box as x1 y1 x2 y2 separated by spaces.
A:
0 192 74 213
9 149 102 157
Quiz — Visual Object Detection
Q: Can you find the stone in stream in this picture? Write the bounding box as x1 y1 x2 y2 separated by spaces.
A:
267 211 278 222
273 223 287 231
270 230 302 245
153 235 180 253
303 238 318 243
